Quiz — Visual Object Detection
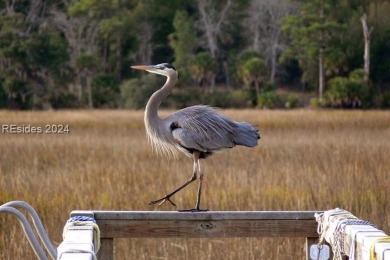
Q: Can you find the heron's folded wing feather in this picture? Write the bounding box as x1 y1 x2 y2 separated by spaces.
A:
169 105 236 152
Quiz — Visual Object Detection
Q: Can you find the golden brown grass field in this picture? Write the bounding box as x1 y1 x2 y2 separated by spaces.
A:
0 109 389 259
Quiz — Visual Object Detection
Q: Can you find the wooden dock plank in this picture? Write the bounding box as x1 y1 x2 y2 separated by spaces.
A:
73 211 319 238
87 210 318 221
97 218 318 238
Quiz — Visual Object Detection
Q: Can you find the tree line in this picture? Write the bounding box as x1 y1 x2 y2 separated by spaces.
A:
0 0 389 110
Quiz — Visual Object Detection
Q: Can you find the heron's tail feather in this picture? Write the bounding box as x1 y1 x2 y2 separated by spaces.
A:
233 122 260 147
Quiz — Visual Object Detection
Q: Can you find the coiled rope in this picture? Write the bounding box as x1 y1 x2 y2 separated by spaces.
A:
62 215 101 254
315 208 380 260
58 215 100 259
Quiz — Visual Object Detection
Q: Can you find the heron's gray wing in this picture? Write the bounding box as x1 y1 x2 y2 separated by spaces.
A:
167 105 236 152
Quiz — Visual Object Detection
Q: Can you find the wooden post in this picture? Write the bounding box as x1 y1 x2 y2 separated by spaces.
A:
306 237 318 260
97 238 114 260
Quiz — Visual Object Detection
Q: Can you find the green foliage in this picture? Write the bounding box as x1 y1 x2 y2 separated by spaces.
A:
0 16 70 109
235 51 268 103
382 92 390 108
165 88 254 109
168 88 202 108
238 51 262 64
371 30 390 84
257 91 281 109
152 86 255 109
26 30 69 69
227 89 253 108
310 98 322 109
92 74 120 108
281 0 347 88
239 57 267 87
262 81 276 92
1 78 33 109
236 51 262 79
257 91 301 109
76 53 98 71
190 52 218 85
200 92 231 108
0 0 389 109
49 92 80 109
120 75 161 109
285 94 300 109
169 10 198 84
324 69 370 108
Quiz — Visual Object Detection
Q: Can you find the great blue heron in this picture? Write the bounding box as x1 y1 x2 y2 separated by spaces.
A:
131 63 260 211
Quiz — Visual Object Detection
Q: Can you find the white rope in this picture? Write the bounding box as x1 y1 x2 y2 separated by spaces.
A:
315 208 377 260
62 216 101 257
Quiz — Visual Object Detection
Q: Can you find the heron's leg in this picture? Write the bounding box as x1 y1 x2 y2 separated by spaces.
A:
180 155 208 212
148 155 199 207
194 159 203 210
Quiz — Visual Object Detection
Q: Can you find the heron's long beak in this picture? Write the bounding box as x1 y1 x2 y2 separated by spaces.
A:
131 65 152 71
131 65 160 75
131 64 167 76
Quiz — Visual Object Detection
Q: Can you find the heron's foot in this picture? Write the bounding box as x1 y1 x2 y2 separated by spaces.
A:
178 208 209 212
148 195 176 207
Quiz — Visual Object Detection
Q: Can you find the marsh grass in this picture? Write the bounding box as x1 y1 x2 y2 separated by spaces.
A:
0 109 389 259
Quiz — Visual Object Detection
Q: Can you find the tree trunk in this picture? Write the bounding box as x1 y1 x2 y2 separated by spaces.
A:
116 36 122 81
77 74 83 102
319 47 324 101
86 72 93 109
360 13 372 82
196 0 231 92
223 61 232 90
209 74 216 93
318 0 325 101
270 43 277 83
254 80 260 99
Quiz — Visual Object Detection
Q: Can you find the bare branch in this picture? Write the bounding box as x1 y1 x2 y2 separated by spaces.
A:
196 0 232 58
245 0 298 81
360 12 373 82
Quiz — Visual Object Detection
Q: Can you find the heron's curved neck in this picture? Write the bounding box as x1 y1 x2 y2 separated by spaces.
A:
145 73 177 122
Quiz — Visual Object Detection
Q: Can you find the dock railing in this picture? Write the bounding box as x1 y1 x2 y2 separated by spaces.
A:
3 201 388 259
59 210 324 260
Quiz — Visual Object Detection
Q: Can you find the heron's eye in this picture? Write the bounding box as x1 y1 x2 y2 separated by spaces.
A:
155 64 166 70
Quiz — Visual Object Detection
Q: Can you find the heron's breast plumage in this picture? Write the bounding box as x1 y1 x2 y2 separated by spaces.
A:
144 115 180 158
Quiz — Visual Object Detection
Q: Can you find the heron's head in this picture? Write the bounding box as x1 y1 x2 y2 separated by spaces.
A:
131 63 177 77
